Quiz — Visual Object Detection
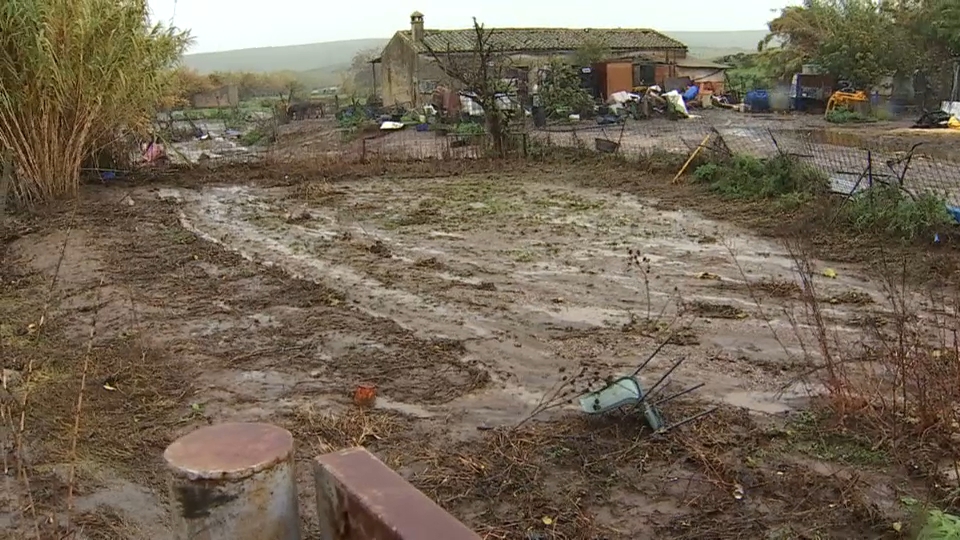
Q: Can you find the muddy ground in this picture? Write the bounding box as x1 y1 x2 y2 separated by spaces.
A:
1 161 957 539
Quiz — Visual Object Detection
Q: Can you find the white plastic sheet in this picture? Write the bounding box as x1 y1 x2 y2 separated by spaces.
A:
663 90 690 118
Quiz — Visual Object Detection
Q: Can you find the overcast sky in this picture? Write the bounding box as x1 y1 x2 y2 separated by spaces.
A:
149 0 795 54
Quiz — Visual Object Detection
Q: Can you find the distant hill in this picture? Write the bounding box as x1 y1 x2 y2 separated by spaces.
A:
181 30 768 76
181 38 389 74
663 30 768 60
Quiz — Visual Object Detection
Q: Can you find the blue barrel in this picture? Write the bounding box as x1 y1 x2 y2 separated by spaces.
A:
745 90 770 112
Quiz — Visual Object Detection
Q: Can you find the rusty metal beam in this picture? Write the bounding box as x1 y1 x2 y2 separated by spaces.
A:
314 447 480 540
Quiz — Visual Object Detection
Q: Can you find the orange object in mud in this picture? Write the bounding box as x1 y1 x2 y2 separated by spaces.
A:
354 384 377 407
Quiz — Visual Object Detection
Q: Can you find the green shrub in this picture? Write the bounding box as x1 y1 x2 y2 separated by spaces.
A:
840 184 952 240
918 509 960 540
540 59 595 118
240 129 271 146
826 109 878 124
693 155 827 201
456 122 485 136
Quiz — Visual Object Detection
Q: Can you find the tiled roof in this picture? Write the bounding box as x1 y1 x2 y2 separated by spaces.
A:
401 28 686 53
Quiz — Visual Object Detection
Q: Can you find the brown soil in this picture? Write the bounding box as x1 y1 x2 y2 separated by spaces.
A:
0 159 955 539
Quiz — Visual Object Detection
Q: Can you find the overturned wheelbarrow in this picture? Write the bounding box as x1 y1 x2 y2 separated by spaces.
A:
578 358 716 433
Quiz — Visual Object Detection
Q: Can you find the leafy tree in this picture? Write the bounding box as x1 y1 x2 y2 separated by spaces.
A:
761 0 959 92
721 53 774 94
761 0 915 87
572 40 611 67
539 59 594 118
348 48 380 92
170 67 216 106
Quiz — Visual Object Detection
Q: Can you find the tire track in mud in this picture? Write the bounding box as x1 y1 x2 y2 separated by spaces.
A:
167 185 573 423
162 180 906 423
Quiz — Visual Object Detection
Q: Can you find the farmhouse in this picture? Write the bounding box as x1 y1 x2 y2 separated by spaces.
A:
374 12 726 106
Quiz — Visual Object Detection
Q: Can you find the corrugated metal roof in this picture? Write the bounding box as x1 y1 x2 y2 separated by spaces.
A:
402 27 687 53
675 56 730 69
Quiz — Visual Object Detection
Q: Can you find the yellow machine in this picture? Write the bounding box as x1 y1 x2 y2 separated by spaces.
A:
824 84 869 117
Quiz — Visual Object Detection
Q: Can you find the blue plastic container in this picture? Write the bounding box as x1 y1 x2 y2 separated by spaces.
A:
745 90 770 112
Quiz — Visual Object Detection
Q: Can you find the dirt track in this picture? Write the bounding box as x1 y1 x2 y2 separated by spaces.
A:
3 161 947 539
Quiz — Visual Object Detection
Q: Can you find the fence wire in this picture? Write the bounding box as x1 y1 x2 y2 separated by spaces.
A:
183 110 960 207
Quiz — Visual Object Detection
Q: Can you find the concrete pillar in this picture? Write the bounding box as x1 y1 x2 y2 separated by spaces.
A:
164 422 301 540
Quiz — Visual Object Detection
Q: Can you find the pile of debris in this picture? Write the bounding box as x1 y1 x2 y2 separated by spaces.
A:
913 109 960 130
605 86 696 121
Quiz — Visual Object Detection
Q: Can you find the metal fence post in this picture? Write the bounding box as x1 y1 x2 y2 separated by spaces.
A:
164 423 301 540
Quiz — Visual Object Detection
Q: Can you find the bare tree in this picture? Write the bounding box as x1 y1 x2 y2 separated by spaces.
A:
422 18 516 156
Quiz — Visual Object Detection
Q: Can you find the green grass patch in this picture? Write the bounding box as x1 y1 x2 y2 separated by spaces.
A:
693 155 827 202
780 410 889 467
901 498 960 540
840 184 953 240
917 509 960 539
239 127 275 147
825 109 879 124
532 192 605 212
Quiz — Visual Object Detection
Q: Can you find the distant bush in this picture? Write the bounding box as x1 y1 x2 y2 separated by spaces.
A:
693 155 828 201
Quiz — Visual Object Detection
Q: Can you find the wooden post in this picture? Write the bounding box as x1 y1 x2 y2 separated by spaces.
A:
671 133 711 184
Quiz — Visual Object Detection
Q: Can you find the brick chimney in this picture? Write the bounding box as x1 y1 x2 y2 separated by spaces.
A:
410 11 424 42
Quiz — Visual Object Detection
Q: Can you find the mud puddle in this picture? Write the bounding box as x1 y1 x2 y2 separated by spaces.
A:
163 175 899 420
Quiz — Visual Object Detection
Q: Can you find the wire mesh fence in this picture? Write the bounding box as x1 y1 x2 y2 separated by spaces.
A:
170 110 960 208
528 112 960 207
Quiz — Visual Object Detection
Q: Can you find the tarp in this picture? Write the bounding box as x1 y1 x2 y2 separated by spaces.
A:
663 90 690 118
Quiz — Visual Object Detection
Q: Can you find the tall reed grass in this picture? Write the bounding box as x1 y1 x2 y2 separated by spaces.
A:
0 0 190 204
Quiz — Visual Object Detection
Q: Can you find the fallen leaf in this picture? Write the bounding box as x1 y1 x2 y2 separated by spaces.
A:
892 522 902 532
541 516 554 525
822 268 837 278
103 383 117 391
